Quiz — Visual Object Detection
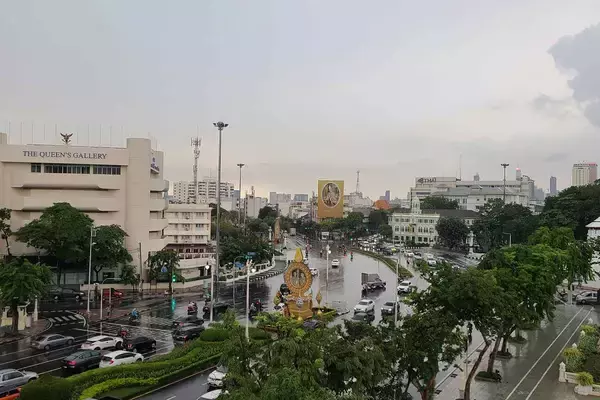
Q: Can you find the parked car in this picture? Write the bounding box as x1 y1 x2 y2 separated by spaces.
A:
208 364 228 388
353 299 375 314
413 252 423 260
123 336 157 353
172 325 205 343
0 369 37 391
81 335 123 351
62 350 103 373
172 315 204 330
397 280 412 294
381 301 401 316
0 388 20 400
99 351 143 368
331 259 340 267
576 291 598 305
351 312 375 324
31 334 75 350
405 251 414 258
47 287 85 301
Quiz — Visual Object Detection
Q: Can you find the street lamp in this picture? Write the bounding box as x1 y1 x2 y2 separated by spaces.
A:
232 255 247 306
501 163 509 203
100 278 121 320
245 259 252 340
325 244 331 306
237 163 245 227
86 226 97 313
211 121 228 323
394 251 400 326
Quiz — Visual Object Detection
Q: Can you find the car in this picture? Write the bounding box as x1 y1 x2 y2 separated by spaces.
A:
381 301 401 316
576 291 598 305
81 335 123 351
437 257 446 263
62 350 103 373
47 287 86 301
123 336 157 353
199 389 228 399
331 259 340 267
31 334 75 350
172 324 205 343
0 388 20 400
0 369 37 391
102 288 124 299
414 253 423 260
365 277 386 290
353 299 375 314
427 259 437 266
309 267 318 276
172 315 204 330
405 251 414 258
208 364 228 388
397 280 412 294
203 302 230 316
99 350 143 368
351 312 375 324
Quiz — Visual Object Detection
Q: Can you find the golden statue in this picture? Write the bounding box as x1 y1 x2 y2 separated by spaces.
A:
283 248 314 319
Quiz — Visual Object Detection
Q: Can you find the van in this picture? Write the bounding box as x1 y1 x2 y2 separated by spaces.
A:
576 291 598 305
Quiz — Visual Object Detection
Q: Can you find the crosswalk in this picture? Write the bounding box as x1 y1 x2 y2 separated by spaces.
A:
111 315 178 329
47 312 85 326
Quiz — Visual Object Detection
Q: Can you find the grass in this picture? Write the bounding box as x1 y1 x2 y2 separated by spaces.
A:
351 248 413 278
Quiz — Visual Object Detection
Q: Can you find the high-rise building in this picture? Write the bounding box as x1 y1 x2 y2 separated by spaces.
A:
572 162 598 187
385 190 390 202
293 194 309 202
269 192 291 204
172 178 235 204
550 176 557 195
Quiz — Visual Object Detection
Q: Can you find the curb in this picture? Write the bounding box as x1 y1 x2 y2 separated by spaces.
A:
0 319 52 345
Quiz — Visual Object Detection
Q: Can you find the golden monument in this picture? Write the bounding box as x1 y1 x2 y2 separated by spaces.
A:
283 248 314 319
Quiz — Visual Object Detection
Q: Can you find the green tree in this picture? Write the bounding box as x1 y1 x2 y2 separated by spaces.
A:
15 202 93 283
368 210 388 231
0 207 12 258
471 199 539 252
258 206 278 220
147 249 180 294
247 218 270 235
89 225 132 282
220 234 273 266
119 264 140 292
0 258 52 333
421 196 459 210
378 224 393 239
436 217 469 250
540 182 600 240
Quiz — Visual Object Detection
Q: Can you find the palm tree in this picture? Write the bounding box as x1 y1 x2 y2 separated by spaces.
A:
0 258 52 333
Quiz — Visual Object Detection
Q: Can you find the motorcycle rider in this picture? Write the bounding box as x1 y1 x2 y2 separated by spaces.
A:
130 308 140 320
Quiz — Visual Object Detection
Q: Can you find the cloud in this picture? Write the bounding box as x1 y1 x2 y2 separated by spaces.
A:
548 23 600 128
543 152 569 163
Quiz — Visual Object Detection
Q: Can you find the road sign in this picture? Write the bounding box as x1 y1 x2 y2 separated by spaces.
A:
234 261 244 269
247 252 256 256
160 266 168 273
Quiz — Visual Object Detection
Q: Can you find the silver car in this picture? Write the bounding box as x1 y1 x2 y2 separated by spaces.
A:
31 334 75 350
0 368 37 391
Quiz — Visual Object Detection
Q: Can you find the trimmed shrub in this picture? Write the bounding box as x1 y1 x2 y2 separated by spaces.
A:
584 354 600 382
579 334 598 358
577 372 594 387
199 328 231 342
582 325 599 336
20 374 74 400
564 347 585 372
80 377 159 400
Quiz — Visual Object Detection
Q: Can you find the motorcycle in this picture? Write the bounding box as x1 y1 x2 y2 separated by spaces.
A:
128 313 140 324
117 327 131 339
203 302 211 314
187 304 198 315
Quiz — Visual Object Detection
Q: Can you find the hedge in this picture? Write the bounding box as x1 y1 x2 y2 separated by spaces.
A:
199 328 231 342
80 377 159 400
19 375 74 400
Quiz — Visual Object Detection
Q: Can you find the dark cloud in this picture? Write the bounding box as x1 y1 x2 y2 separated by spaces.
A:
549 23 600 127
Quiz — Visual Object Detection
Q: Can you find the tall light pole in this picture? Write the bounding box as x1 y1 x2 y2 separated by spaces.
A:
501 163 509 204
211 121 228 323
245 259 252 340
86 226 97 314
325 244 331 306
237 163 245 226
394 251 400 326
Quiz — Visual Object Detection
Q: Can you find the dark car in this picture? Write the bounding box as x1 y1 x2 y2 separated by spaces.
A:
279 284 290 296
203 302 230 316
47 287 86 301
123 336 157 353
172 315 204 330
380 301 400 316
351 312 375 324
62 350 102 373
173 325 205 343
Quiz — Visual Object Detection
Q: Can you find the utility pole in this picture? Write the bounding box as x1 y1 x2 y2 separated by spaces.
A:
211 121 228 323
501 163 509 203
191 136 202 204
138 242 143 294
237 163 245 226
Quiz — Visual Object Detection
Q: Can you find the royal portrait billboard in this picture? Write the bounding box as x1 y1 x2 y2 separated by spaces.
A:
317 180 344 219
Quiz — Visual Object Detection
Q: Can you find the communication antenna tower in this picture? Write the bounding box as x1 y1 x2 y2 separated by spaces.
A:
356 170 360 194
191 135 202 204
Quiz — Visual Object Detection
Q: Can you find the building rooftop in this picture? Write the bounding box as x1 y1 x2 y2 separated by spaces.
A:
432 186 525 197
391 209 479 218
586 217 600 229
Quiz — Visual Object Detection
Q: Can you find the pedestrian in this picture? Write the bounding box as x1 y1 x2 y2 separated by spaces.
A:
467 321 473 344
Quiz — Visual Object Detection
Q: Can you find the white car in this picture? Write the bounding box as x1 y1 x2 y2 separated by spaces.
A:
405 251 414 258
427 259 437 266
353 299 375 314
81 335 123 351
397 280 412 294
208 364 228 388
414 254 423 260
99 350 143 368
200 390 228 399
310 267 318 276
331 259 340 267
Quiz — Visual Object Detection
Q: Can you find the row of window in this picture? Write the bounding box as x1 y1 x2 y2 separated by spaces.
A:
393 236 437 243
394 226 434 233
31 163 121 175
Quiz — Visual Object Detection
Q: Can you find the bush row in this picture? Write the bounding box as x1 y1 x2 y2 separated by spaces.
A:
351 248 413 278
80 377 159 400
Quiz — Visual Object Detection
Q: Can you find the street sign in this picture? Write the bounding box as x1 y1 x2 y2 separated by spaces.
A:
160 266 168 273
234 261 244 269
247 252 256 256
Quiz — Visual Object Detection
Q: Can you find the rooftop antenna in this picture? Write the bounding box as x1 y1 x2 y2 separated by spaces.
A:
458 154 462 181
356 169 360 194
191 129 202 204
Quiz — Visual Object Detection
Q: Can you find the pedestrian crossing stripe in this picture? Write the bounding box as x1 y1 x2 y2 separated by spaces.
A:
47 315 84 325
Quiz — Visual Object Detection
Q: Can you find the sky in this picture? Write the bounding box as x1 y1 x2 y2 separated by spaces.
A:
2 0 600 199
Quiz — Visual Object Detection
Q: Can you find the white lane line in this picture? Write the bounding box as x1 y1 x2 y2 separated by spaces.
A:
505 306 585 400
524 307 593 400
166 396 177 400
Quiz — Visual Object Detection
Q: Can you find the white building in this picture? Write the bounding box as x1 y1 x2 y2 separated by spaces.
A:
390 197 478 245
572 163 598 187
269 192 291 204
246 195 268 218
171 178 235 204
587 217 600 241
164 203 214 281
344 192 373 208
0 132 168 283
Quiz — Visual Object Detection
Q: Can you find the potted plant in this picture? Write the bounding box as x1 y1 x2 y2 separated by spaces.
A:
575 372 594 395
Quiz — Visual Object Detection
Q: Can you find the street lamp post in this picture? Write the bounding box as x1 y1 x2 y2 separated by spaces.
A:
86 226 97 314
394 251 400 326
237 163 245 227
99 278 120 320
325 244 331 306
232 255 246 306
211 121 228 323
501 163 510 204
245 259 252 340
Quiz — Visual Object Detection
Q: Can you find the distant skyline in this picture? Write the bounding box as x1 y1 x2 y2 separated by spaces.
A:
2 1 600 198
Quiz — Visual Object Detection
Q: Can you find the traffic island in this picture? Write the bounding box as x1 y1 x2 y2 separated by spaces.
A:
474 370 502 382
350 248 413 278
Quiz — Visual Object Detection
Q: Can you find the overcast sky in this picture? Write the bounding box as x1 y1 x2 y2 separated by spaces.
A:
2 1 600 199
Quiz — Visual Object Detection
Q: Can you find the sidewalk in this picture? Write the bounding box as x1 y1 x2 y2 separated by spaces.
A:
0 318 51 344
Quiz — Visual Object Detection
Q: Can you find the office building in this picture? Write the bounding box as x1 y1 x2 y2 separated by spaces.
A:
572 163 598 187
550 176 557 196
269 192 292 204
293 194 309 202
0 132 168 282
171 178 235 204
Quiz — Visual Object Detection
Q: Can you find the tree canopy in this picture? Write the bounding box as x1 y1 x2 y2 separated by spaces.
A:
0 207 12 257
436 217 469 250
421 196 459 210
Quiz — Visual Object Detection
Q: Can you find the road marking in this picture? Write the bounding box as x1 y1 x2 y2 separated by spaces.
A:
524 307 593 400
505 306 585 400
166 396 177 400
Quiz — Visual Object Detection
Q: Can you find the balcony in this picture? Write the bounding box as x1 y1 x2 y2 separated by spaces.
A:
168 237 209 245
12 172 122 190
150 179 169 192
178 252 215 261
149 197 168 212
14 196 120 212
149 218 168 232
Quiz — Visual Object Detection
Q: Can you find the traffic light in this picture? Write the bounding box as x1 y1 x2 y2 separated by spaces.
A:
172 273 176 283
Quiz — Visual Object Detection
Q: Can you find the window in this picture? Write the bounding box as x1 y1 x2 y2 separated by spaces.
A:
93 165 121 175
44 163 91 174
31 163 41 173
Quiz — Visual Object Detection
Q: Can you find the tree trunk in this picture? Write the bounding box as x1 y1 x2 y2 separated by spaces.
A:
501 333 509 353
3 236 11 258
464 340 491 400
10 303 18 334
487 337 502 374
